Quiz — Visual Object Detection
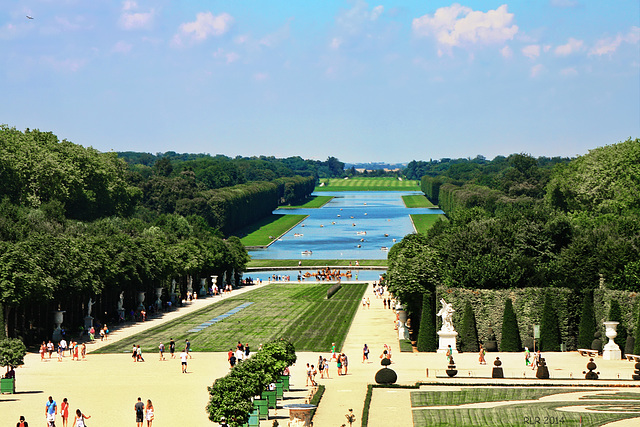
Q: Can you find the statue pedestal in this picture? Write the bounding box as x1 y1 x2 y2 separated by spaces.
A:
84 316 94 330
398 324 409 340
437 330 458 354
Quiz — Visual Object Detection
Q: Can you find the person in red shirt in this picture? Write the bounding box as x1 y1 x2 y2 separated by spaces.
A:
61 397 69 427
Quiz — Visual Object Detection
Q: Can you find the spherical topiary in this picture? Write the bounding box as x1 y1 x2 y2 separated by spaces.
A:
375 368 397 384
380 358 391 366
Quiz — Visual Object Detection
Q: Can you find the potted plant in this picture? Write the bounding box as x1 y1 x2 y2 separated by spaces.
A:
0 338 27 394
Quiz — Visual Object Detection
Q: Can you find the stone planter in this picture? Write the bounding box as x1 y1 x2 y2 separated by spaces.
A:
1 377 15 394
137 291 146 310
603 321 621 360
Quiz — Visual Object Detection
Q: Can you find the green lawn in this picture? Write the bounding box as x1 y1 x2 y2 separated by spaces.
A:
402 194 436 208
412 402 637 427
278 195 334 209
411 388 639 427
410 214 447 234
315 177 420 191
94 282 368 354
237 214 307 247
247 259 388 268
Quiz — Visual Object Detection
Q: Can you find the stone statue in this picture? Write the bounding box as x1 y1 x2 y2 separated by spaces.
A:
117 292 124 311
437 298 455 332
87 298 95 317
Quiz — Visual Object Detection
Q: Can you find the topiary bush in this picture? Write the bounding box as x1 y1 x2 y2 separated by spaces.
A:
0 338 27 372
326 283 342 299
540 292 561 351
634 307 640 355
374 368 397 384
417 290 437 352
577 291 596 349
459 300 479 352
500 298 521 352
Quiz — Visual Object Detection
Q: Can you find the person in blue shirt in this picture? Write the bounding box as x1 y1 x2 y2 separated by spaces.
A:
45 396 57 426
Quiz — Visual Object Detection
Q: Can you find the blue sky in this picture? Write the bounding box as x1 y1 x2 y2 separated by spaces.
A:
1 1 638 162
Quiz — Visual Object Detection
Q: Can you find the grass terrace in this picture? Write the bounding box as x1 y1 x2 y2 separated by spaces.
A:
94 282 368 354
278 195 334 209
316 177 420 191
237 213 307 247
410 214 447 234
402 194 436 208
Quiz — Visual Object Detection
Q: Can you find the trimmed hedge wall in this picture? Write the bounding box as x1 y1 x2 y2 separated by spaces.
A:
433 287 639 352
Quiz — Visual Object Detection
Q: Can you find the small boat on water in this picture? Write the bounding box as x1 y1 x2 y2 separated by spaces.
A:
360 238 365 242
301 250 313 255
392 238 397 242
357 244 362 248
352 223 356 226
384 233 389 237
337 214 341 217
356 231 367 235
294 233 303 237
350 216 354 219
332 221 336 224
380 246 389 251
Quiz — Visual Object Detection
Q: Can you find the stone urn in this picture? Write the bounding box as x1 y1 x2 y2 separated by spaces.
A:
446 355 458 377
633 361 640 381
603 321 621 360
52 310 66 342
536 358 550 379
155 287 163 310
137 291 146 310
492 357 504 378
199 278 207 297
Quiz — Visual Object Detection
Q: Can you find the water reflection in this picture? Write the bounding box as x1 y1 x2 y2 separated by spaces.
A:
249 191 443 260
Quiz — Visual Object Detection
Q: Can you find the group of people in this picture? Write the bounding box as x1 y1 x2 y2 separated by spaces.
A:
41 339 87 362
306 344 351 386
43 396 90 427
228 341 251 368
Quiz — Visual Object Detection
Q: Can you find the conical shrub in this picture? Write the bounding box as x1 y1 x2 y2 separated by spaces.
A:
459 300 479 352
417 290 437 352
540 291 561 351
577 291 595 349
500 298 521 352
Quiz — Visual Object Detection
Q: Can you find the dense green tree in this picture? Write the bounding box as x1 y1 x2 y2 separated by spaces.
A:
500 298 521 351
459 300 479 352
0 338 27 372
634 306 640 355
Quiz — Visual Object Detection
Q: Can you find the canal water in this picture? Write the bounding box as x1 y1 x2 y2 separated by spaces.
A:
248 191 443 261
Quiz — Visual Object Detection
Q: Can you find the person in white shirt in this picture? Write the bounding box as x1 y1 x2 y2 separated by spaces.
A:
180 350 188 373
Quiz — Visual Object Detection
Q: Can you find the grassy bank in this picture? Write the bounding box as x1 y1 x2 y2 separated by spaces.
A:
278 195 333 209
247 259 388 268
315 177 420 191
411 214 446 234
94 282 368 354
402 194 436 208
237 213 307 247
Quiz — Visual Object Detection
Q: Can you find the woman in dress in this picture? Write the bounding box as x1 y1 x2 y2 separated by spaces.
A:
73 409 90 427
362 344 369 363
145 399 154 426
60 398 69 427
478 344 486 365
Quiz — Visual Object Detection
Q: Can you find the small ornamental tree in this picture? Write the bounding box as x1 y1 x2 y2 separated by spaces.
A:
500 298 521 352
0 338 27 374
608 299 627 357
540 292 561 352
417 290 437 352
577 291 596 349
459 301 479 352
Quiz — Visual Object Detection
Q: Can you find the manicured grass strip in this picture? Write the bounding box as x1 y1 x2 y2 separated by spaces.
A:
399 339 414 352
247 259 388 268
237 213 307 247
278 195 333 209
93 282 368 354
410 214 446 234
411 388 570 407
580 392 640 400
315 177 420 191
186 302 253 333
412 402 638 427
402 194 436 208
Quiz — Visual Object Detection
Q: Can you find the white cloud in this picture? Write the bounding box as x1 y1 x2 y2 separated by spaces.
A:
530 64 544 77
555 38 583 56
259 20 291 47
370 5 384 21
253 72 268 81
522 44 540 59
226 52 239 63
119 1 154 30
589 26 640 56
501 45 512 58
330 37 343 49
174 12 233 45
560 67 578 76
412 4 518 52
112 40 132 54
